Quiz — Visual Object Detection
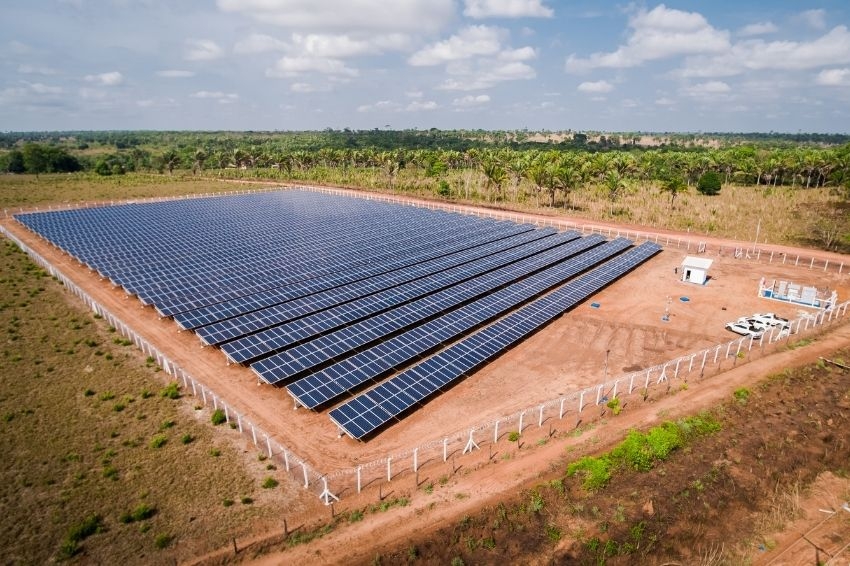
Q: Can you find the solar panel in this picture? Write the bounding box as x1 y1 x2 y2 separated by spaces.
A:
286 237 629 409
328 242 661 439
248 233 599 380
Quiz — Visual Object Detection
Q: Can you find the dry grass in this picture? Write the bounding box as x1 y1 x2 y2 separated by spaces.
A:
0 240 310 564
0 172 252 211
221 166 840 248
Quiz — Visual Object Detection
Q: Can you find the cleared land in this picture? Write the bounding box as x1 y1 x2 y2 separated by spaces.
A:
2 175 849 564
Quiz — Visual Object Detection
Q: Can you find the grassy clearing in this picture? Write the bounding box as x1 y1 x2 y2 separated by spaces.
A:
0 172 255 210
0 240 308 564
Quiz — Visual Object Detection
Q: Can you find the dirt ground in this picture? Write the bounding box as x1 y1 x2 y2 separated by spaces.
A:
3 185 850 563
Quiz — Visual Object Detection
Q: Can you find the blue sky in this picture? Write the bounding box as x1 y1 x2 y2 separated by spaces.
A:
2 0 850 133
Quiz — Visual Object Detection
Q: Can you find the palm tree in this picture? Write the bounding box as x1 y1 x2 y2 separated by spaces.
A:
161 149 180 175
604 170 627 215
192 149 207 176
481 155 507 202
552 156 580 209
660 175 687 208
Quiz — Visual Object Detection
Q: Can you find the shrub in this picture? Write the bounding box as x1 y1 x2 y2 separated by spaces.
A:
58 514 103 559
149 435 167 449
154 534 173 549
734 387 750 404
567 455 613 491
261 477 279 489
507 431 520 442
99 391 115 401
349 509 364 523
606 396 622 415
697 171 722 196
223 499 234 507
119 503 156 524
84 388 95 397
210 409 226 425
181 434 193 445
160 419 175 430
160 382 180 399
240 497 253 504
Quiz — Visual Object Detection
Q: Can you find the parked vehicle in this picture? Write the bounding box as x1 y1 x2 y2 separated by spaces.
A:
750 312 790 329
725 319 764 338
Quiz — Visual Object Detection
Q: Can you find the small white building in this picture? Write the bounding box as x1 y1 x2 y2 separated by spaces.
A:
681 256 713 285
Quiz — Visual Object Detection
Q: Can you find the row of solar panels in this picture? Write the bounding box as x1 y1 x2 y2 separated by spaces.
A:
19 192 520 316
16 190 661 441
329 242 661 439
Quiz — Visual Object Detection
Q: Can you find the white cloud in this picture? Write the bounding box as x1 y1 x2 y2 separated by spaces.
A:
293 33 409 58
738 21 778 37
290 82 332 93
217 0 454 33
156 69 195 78
621 98 638 108
18 64 57 76
234 34 288 54
681 80 730 99
577 80 613 93
84 71 123 86
438 60 535 90
463 0 553 19
498 46 536 61
655 96 676 106
405 90 423 98
406 100 438 111
357 100 400 112
26 82 64 95
565 5 730 72
816 68 850 86
185 39 223 61
452 94 491 106
191 91 239 104
266 56 358 77
680 26 850 77
409 26 505 66
801 9 826 30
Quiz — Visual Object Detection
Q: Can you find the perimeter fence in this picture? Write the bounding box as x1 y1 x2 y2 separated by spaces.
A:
320 299 850 501
3 184 850 506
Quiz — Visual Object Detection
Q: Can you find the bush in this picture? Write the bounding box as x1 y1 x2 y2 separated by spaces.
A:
211 409 226 425
507 431 520 442
697 171 722 196
160 382 180 400
119 503 156 523
58 514 103 559
734 387 750 404
154 534 173 549
149 434 167 449
567 455 613 491
261 477 279 489
181 433 194 445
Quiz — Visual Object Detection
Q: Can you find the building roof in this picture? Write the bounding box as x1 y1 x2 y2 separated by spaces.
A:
681 256 713 270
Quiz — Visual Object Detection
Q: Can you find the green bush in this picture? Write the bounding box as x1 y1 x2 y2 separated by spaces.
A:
261 477 279 489
120 503 156 523
211 409 226 425
507 431 520 442
697 171 722 196
149 434 167 449
734 387 750 404
160 382 180 399
181 433 193 445
567 455 613 491
58 514 103 559
154 533 173 549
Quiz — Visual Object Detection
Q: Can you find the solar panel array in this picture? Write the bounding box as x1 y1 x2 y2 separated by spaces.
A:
16 189 661 442
328 242 661 439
